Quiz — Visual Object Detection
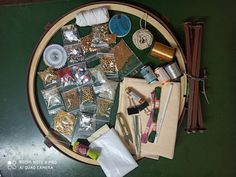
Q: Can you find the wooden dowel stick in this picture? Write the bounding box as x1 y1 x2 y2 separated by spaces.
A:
191 26 201 131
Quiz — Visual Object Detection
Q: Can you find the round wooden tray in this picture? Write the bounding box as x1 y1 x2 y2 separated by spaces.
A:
27 1 187 165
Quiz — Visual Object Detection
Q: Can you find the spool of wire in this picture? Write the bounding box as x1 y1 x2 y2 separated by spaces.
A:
140 66 157 84
149 42 176 62
163 62 182 80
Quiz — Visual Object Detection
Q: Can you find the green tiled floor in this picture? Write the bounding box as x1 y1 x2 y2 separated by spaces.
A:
0 0 236 177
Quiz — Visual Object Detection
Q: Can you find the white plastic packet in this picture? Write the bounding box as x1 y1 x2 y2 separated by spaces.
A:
89 128 138 177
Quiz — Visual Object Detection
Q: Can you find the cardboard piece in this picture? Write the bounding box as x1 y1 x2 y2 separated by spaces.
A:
115 77 180 159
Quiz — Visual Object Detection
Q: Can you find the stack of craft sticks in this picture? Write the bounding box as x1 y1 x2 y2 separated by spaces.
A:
184 21 206 133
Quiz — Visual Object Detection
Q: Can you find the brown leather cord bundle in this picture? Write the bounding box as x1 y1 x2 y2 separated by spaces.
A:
183 21 207 133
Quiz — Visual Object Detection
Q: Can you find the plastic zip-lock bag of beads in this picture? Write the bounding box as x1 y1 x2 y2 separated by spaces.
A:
91 23 109 48
96 97 114 121
53 111 77 141
79 84 97 113
56 67 76 88
64 43 84 65
89 64 117 100
112 39 144 79
61 88 81 112
61 24 80 45
72 112 96 141
80 84 96 105
97 52 119 79
41 86 64 110
70 62 92 86
89 64 107 85
38 67 59 88
81 34 98 54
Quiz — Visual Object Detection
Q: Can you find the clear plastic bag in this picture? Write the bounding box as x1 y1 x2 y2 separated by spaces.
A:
80 84 96 104
38 67 58 87
41 86 64 110
91 23 109 48
53 111 77 141
48 106 65 115
61 88 81 111
96 97 113 121
89 65 118 100
72 112 96 141
80 34 98 54
56 67 76 88
95 120 110 131
64 43 84 65
70 62 93 86
79 84 97 115
112 39 144 79
97 52 119 79
89 64 107 84
61 24 80 45
118 55 144 79
105 34 116 45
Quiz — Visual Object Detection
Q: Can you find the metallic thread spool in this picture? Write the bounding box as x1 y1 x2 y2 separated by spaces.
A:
164 62 182 80
149 42 176 62
154 67 170 84
140 66 157 84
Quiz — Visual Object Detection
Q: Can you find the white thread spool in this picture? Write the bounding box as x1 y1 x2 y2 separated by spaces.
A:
76 7 109 27
154 67 170 84
132 29 153 50
132 13 153 50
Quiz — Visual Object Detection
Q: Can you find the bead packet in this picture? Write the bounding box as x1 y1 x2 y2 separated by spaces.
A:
105 34 117 45
80 34 98 54
53 111 77 141
79 84 97 114
61 24 80 45
61 88 81 112
89 65 118 100
89 64 107 85
64 43 84 66
96 97 113 121
97 52 119 80
38 67 58 88
41 86 64 110
80 84 96 104
91 23 109 48
112 39 144 79
70 62 93 86
56 67 76 88
72 112 96 141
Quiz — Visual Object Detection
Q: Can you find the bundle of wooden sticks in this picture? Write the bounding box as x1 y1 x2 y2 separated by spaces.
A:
183 21 207 133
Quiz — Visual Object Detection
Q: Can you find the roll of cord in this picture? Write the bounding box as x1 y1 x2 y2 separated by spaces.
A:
76 7 109 27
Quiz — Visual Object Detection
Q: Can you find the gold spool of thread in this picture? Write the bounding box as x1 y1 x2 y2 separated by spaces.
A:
149 42 176 62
